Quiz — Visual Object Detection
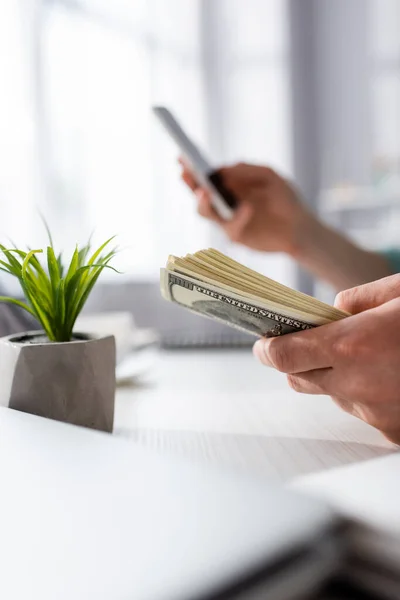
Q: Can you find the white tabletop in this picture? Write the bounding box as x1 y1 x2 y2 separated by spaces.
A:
114 349 395 482
0 347 398 600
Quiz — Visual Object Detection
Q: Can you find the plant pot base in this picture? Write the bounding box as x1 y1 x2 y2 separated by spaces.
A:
0 332 116 433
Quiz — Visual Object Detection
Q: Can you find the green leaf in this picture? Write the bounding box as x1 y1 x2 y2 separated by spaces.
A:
25 288 55 340
57 252 64 278
70 263 118 327
56 279 66 338
64 261 115 334
8 250 49 289
64 265 90 320
66 262 119 301
0 247 23 276
22 249 43 281
6 248 27 259
101 246 119 263
40 213 54 248
78 247 90 267
65 246 79 286
0 296 36 318
67 267 103 334
25 256 52 303
0 261 14 276
88 236 116 267
21 250 50 312
47 246 60 298
1 248 52 317
75 236 116 293
78 234 93 267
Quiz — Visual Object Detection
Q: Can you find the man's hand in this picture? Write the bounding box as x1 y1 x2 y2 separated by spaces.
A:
253 275 400 444
179 159 313 255
179 159 395 290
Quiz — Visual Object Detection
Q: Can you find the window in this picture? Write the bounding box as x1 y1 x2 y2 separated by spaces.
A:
0 0 293 290
0 1 39 243
4 1 400 301
370 0 400 185
212 0 292 281
41 0 210 276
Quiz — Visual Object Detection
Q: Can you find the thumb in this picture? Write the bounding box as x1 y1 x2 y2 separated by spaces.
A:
224 201 253 242
334 274 400 314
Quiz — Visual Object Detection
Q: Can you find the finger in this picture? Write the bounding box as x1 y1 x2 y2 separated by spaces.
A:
224 201 253 242
178 156 200 191
381 429 400 446
219 163 278 189
181 171 198 191
196 190 223 224
178 156 192 171
331 395 359 418
253 324 339 373
335 273 400 314
180 167 199 192
288 368 361 417
288 370 374 419
286 369 332 395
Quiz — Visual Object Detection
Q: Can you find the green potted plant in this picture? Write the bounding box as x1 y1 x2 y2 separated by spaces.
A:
0 230 118 432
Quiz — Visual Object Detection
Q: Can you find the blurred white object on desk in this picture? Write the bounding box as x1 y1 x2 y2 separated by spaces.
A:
116 346 160 385
76 311 134 361
75 312 159 363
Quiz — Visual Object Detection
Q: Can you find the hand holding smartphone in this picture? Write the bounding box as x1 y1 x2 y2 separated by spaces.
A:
152 106 237 221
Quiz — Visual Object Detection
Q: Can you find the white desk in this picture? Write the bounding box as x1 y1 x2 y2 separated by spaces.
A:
114 349 395 482
0 354 398 600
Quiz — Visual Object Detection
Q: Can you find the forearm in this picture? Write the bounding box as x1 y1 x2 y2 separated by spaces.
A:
291 213 393 291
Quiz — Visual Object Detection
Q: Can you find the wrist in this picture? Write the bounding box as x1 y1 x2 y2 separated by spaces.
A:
286 209 391 290
287 208 325 263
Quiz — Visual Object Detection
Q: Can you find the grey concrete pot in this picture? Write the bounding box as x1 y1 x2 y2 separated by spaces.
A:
0 331 116 432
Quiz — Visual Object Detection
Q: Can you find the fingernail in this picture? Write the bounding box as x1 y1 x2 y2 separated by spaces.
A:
253 339 273 367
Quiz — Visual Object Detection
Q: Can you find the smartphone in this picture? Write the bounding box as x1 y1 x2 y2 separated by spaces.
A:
152 106 237 221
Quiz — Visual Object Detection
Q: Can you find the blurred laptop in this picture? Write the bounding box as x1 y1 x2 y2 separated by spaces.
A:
0 407 344 600
85 281 254 349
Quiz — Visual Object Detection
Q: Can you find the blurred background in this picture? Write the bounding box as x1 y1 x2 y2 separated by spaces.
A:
1 0 400 342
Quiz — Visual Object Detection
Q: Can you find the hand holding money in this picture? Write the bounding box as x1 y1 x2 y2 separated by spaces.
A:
253 274 400 444
161 252 400 442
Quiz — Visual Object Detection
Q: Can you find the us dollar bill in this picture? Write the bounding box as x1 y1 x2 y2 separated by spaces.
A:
160 269 315 338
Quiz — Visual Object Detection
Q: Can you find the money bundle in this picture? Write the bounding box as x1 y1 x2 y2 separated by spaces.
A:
160 249 347 338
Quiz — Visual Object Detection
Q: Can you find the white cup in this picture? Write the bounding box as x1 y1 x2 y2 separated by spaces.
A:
75 312 135 362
